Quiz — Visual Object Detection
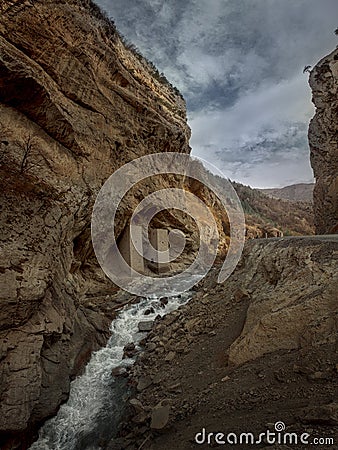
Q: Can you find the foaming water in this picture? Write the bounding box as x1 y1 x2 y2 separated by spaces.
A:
30 291 192 450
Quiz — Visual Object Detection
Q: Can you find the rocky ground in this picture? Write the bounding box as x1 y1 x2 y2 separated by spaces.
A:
108 238 338 450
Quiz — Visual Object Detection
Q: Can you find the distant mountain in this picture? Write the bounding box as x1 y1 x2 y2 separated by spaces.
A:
259 183 314 203
231 181 314 236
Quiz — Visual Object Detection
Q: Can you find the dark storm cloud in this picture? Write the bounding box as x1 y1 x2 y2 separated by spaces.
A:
96 0 338 187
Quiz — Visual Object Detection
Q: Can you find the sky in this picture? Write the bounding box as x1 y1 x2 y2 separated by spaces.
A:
96 0 337 188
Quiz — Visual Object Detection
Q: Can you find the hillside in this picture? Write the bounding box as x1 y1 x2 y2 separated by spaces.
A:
120 237 337 450
260 183 314 203
182 163 314 239
233 181 314 236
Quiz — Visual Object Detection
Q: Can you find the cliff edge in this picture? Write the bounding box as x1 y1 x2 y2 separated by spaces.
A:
0 0 190 446
309 47 338 234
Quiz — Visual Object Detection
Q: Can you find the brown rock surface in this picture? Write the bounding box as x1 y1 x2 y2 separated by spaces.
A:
0 0 191 445
0 2 333 449
117 237 337 449
309 47 338 234
228 240 338 366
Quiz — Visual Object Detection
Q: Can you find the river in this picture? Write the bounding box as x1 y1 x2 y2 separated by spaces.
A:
29 291 193 449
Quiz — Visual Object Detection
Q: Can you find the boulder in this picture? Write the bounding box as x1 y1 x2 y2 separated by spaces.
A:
138 321 154 332
137 376 153 392
123 343 137 359
150 401 171 429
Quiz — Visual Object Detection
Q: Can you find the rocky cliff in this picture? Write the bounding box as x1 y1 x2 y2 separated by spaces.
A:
1 1 335 448
120 237 338 449
309 47 338 234
0 0 191 446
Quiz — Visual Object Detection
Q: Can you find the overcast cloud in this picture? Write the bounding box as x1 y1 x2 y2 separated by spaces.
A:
96 0 337 187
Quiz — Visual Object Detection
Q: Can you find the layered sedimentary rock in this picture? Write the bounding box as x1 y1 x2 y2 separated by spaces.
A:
309 47 338 234
0 0 191 445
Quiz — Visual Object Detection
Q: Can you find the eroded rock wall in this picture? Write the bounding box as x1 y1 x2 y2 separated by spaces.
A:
119 237 337 448
0 0 190 445
309 47 338 234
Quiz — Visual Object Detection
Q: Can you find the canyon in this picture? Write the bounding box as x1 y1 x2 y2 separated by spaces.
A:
0 1 337 449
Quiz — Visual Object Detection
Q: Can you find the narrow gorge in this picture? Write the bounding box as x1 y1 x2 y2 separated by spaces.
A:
0 1 337 450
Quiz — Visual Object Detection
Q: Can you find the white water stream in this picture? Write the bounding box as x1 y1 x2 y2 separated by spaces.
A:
30 290 192 450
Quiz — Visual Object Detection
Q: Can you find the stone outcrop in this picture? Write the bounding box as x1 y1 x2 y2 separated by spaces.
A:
0 0 191 446
309 47 338 234
118 237 337 449
228 238 338 365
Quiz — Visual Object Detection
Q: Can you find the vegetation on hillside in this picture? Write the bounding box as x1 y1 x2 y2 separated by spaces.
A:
186 159 314 237
232 181 314 236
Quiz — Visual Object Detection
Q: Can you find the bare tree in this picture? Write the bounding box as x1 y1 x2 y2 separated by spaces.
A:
16 134 42 174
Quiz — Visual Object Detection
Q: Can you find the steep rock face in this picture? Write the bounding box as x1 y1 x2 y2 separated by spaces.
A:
309 47 338 234
228 238 337 365
0 0 190 445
